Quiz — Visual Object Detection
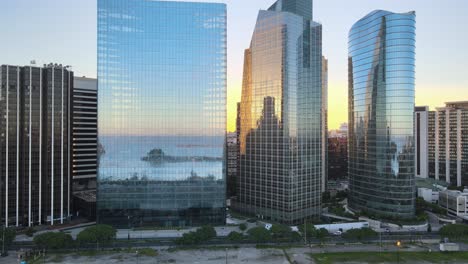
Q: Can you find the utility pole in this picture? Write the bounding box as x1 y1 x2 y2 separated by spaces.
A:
304 220 307 245
225 248 228 264
1 225 5 257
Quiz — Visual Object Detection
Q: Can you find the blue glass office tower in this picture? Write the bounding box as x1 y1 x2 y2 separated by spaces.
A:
348 10 416 219
97 0 226 227
235 0 323 224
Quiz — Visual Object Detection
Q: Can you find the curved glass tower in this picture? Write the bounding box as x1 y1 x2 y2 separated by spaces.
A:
235 0 323 224
348 10 416 219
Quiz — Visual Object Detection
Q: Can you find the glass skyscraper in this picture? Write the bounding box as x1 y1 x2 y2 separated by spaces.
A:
235 0 323 224
348 10 416 219
97 0 226 227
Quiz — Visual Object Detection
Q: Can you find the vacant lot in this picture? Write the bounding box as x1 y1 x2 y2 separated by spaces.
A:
23 247 291 264
312 251 468 264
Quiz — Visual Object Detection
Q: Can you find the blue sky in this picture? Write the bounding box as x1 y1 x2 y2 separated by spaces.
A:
1 0 467 130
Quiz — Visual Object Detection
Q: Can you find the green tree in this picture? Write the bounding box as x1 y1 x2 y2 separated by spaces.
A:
174 225 217 245
239 223 247 231
440 224 468 240
0 227 16 254
227 231 244 242
343 228 378 241
248 227 272 243
33 232 73 250
175 232 200 245
195 225 217 241
298 223 317 240
270 224 291 240
25 227 35 237
76 224 116 246
290 231 303 242
315 228 329 242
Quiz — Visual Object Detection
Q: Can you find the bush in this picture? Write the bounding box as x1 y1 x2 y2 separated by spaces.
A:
315 228 329 241
247 227 271 243
239 223 247 231
25 227 36 237
343 228 378 241
0 227 16 252
440 224 468 240
271 224 291 238
33 232 74 249
196 225 217 241
77 224 116 246
227 231 244 242
175 225 217 245
138 248 158 257
290 231 303 242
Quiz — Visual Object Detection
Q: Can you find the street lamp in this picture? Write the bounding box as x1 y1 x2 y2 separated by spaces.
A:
396 240 402 264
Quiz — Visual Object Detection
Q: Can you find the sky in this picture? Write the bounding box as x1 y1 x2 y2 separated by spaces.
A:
1 0 467 132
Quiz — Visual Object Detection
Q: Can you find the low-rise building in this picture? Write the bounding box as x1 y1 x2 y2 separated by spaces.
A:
418 188 439 203
439 189 468 219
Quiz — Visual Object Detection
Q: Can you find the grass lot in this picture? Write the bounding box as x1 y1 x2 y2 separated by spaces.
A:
311 251 468 264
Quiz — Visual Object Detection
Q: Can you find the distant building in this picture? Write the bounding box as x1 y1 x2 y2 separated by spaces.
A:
415 102 468 187
71 77 97 220
226 132 238 198
322 57 328 193
348 10 416 219
72 77 97 188
328 136 348 182
417 188 439 203
0 64 72 226
329 123 348 138
439 189 468 219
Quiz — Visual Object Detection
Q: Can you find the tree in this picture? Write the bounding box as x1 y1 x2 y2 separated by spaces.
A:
33 232 73 250
175 225 217 245
175 232 200 245
270 224 291 240
227 231 244 242
298 223 317 240
24 227 36 237
440 224 468 240
247 227 271 243
315 228 329 242
196 225 216 241
76 224 116 246
290 231 303 242
427 223 432 233
239 223 247 231
343 228 378 241
0 227 16 254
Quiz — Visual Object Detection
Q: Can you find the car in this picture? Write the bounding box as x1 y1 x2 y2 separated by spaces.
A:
333 231 342 236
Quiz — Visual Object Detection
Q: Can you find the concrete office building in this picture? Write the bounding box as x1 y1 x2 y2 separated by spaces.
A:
0 63 72 226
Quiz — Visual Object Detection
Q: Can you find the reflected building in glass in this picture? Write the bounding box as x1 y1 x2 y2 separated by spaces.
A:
234 0 323 224
97 0 226 227
348 10 416 218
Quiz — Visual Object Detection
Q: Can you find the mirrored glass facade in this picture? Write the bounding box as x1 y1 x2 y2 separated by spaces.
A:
234 0 323 225
97 0 226 227
348 10 416 218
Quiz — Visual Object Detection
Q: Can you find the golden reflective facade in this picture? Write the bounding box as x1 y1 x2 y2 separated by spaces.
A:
235 0 323 224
